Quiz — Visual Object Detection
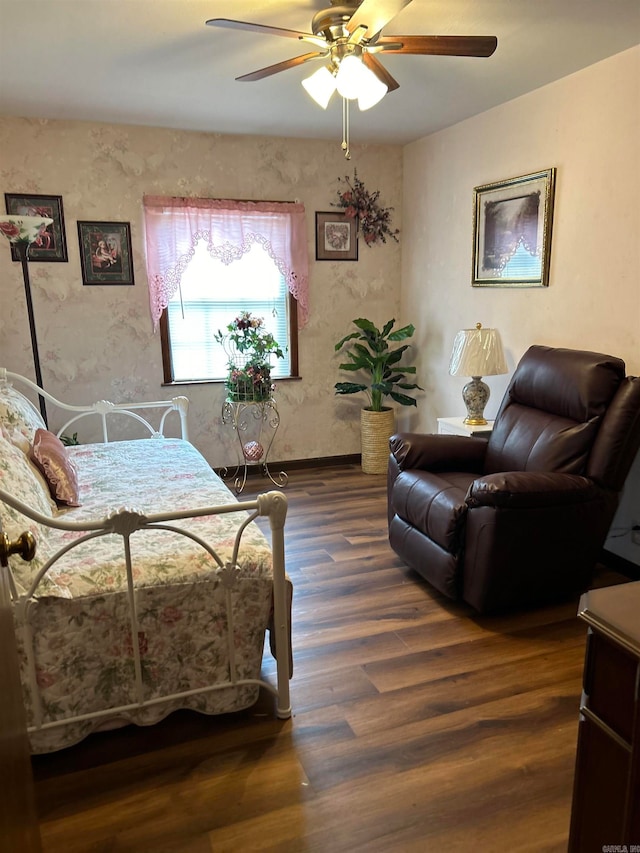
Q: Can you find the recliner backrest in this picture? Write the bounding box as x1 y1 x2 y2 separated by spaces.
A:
484 345 626 476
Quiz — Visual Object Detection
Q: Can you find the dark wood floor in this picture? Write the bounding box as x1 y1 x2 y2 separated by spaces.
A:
32 464 628 852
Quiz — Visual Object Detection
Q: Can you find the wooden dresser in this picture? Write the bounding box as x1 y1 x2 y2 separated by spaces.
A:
568 581 640 851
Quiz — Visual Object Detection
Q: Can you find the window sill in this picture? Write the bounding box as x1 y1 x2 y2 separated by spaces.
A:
162 376 301 388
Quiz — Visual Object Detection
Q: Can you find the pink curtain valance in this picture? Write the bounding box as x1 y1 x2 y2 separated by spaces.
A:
143 195 309 330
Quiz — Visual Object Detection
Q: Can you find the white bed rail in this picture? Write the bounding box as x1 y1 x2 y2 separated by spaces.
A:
0 487 291 730
0 368 189 442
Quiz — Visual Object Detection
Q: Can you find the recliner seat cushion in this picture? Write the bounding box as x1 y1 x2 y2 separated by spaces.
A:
391 469 475 553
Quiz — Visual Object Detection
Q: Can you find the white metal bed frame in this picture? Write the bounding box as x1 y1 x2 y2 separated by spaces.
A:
0 370 291 742
0 367 191 444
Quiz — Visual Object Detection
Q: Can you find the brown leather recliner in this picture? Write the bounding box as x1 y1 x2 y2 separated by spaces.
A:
387 345 640 614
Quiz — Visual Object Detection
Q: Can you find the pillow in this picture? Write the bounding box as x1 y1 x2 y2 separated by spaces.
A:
1 422 58 512
30 429 81 507
0 431 57 596
0 428 54 537
0 382 46 444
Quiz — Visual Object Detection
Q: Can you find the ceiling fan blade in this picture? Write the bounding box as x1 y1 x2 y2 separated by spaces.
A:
346 0 413 43
205 18 313 41
377 35 498 57
362 53 400 92
235 52 325 82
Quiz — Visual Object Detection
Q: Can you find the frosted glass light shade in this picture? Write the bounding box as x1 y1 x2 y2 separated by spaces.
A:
335 54 368 99
449 325 508 377
305 56 387 113
0 214 53 245
302 66 337 109
357 72 388 110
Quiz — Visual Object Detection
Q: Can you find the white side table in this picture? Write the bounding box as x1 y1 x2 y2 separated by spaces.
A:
437 417 494 438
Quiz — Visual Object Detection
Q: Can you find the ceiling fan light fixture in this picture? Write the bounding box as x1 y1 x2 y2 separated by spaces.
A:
301 65 337 108
357 72 388 110
335 53 367 100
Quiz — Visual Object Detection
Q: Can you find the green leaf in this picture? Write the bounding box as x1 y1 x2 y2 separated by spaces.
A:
335 331 362 351
335 382 368 395
352 318 378 334
385 346 410 366
389 391 418 406
351 343 376 363
388 324 416 341
381 319 396 338
339 359 368 371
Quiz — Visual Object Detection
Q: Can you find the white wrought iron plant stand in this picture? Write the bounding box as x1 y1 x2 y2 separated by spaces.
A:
221 396 288 495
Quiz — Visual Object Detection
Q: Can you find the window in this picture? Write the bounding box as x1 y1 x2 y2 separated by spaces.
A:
142 195 309 385
162 240 297 383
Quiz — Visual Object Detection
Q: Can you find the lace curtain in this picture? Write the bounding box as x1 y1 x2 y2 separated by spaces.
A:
143 196 309 330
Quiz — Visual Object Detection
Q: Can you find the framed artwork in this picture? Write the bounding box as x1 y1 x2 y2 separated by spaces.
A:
77 221 135 285
472 168 556 287
315 211 358 261
4 193 68 262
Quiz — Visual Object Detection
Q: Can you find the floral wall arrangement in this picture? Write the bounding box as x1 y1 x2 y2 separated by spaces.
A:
333 170 400 246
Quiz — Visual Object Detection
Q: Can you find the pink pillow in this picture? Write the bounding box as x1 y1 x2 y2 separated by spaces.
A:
30 428 81 507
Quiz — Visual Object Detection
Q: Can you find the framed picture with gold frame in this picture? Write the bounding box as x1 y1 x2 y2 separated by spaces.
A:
472 168 556 287
315 211 358 261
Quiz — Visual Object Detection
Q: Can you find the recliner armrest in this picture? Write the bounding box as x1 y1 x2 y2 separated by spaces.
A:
389 432 488 472
467 471 600 509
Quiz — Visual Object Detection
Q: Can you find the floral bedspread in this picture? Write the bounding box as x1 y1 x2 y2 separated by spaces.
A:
13 439 283 753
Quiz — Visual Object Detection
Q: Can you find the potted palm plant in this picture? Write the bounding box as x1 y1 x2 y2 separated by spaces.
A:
334 318 422 473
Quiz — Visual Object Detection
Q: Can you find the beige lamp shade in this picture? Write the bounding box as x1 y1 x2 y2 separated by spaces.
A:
449 323 508 425
449 323 508 377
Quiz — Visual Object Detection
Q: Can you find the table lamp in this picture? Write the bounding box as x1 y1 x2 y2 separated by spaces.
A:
0 214 54 425
449 323 508 424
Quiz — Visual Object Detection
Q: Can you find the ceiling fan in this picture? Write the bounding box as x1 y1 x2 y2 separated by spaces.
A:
206 0 497 156
206 0 497 92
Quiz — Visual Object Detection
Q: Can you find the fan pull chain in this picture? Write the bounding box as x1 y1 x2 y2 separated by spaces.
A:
341 97 351 160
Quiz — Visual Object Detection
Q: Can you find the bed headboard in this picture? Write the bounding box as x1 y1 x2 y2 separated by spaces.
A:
0 368 189 443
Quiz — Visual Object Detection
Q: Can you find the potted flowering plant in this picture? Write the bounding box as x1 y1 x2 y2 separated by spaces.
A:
215 312 284 402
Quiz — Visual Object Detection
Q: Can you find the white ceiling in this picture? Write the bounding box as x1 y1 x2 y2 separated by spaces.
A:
1 0 639 147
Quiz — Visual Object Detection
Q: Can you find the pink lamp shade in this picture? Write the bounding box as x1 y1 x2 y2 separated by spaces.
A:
0 214 53 245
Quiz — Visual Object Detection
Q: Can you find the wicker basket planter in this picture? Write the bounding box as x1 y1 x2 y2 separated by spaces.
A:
360 407 395 474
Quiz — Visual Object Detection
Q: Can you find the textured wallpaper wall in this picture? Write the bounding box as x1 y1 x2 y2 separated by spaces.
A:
0 117 403 468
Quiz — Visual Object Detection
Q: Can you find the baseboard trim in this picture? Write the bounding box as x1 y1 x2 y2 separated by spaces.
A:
214 453 362 478
600 548 640 580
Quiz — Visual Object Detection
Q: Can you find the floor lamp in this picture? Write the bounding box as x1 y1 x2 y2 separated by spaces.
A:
0 214 53 427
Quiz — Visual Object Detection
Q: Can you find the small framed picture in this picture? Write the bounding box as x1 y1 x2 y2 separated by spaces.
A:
472 168 556 287
4 193 68 262
77 221 135 285
315 211 358 261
